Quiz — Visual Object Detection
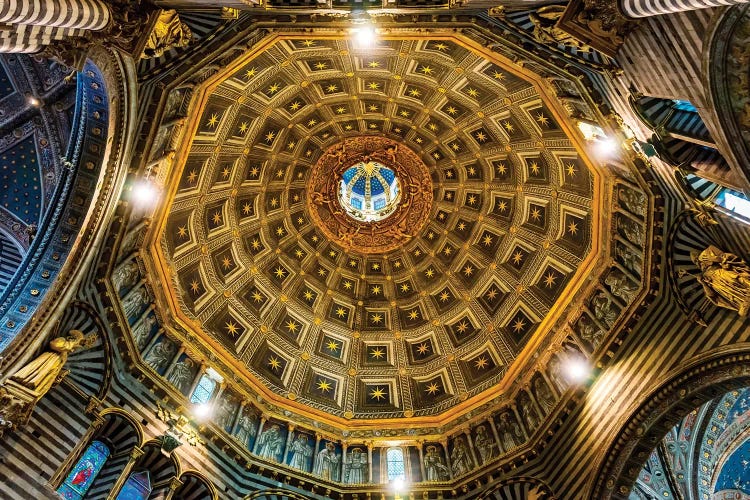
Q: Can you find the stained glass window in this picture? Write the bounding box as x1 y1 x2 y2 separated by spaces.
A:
386 447 406 481
115 470 152 500
190 373 217 404
57 440 110 500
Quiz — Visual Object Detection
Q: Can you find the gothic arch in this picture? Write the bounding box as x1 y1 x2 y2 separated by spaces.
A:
176 470 219 500
592 345 750 499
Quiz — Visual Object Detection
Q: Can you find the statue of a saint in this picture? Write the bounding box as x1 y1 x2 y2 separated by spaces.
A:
345 447 367 483
10 330 91 396
521 400 539 430
529 6 593 53
289 434 313 471
214 397 237 430
691 245 750 316
142 10 193 59
423 445 449 481
314 441 341 481
256 424 284 461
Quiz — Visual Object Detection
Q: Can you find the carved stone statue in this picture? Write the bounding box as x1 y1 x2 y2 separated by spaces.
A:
142 10 193 59
314 441 341 481
144 339 175 371
345 447 367 483
0 330 95 433
474 425 496 464
497 413 523 452
423 445 449 481
166 358 194 394
604 270 638 304
256 424 284 461
10 330 91 395
529 6 593 53
234 409 257 447
289 434 313 472
691 245 750 316
450 437 474 477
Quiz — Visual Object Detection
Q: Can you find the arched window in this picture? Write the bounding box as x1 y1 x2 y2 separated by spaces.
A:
57 440 110 499
190 367 223 405
115 470 152 499
386 447 405 481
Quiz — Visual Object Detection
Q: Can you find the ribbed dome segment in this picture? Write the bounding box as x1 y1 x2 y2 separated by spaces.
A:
338 161 400 222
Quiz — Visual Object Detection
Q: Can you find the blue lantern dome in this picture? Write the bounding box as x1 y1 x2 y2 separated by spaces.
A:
339 161 401 222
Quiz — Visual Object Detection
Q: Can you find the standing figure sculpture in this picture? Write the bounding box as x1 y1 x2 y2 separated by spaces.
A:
1 329 95 433
423 445 450 481
256 424 284 461
142 10 193 59
314 441 341 481
10 330 91 396
289 434 313 472
691 245 750 316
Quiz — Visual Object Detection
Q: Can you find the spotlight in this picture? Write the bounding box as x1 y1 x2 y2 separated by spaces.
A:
193 403 213 420
27 96 41 107
391 478 405 491
563 356 590 384
594 137 619 156
353 25 377 47
131 179 159 207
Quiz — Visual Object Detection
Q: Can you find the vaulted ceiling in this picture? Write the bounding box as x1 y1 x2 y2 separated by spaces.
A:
149 34 604 426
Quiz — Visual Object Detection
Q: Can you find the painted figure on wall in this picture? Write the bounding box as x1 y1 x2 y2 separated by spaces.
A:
474 425 497 464
144 339 174 371
345 447 367 484
234 409 257 448
314 441 341 481
289 434 313 472
256 424 284 461
450 437 474 476
423 445 450 481
498 412 523 452
166 358 194 394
